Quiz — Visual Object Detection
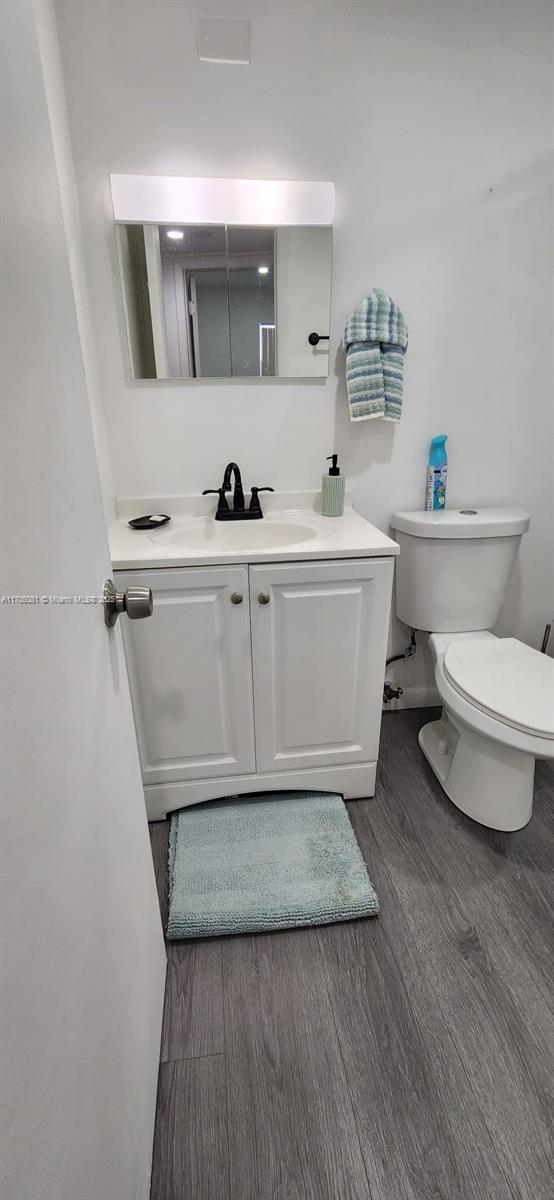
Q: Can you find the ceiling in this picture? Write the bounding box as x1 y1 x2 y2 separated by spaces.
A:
158 224 275 257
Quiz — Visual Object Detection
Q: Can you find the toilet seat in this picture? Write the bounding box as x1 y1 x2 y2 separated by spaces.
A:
443 637 554 740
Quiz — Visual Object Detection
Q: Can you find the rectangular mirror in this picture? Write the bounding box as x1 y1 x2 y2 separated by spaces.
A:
115 223 332 380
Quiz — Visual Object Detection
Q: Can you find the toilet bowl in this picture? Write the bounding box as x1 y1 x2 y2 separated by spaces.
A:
390 507 554 831
421 631 553 830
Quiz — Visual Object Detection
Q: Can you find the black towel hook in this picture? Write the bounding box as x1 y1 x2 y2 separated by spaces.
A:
308 332 330 347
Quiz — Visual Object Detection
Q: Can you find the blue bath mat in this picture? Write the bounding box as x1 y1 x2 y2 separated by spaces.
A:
167 791 379 939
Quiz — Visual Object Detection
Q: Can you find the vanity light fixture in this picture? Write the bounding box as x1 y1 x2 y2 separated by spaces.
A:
111 175 335 227
258 265 269 275
166 229 184 240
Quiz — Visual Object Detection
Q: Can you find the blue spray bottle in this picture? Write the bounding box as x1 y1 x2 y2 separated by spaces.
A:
425 435 448 510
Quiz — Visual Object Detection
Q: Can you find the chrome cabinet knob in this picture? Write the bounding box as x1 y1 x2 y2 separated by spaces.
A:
104 579 153 628
230 592 243 605
258 592 270 605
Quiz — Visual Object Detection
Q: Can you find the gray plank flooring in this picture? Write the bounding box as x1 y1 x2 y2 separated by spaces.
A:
149 708 554 1200
151 1057 228 1200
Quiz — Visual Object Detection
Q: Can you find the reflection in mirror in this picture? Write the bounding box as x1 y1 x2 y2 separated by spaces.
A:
227 226 275 377
115 223 332 380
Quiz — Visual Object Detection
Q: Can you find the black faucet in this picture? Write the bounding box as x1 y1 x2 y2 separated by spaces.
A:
222 462 245 512
203 463 274 521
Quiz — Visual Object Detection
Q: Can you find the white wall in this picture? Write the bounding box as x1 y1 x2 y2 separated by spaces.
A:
0 3 166 1197
55 0 554 687
35 0 116 523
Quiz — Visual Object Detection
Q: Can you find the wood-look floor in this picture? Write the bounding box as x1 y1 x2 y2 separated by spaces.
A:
149 708 554 1200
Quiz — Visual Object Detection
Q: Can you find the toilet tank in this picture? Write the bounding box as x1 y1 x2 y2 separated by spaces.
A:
390 509 530 633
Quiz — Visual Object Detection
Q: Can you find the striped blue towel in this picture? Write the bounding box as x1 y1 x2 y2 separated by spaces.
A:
342 289 408 421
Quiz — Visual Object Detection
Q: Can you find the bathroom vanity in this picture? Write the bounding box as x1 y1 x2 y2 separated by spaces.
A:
110 495 399 819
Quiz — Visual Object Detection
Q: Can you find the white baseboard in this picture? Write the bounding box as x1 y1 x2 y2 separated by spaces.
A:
383 683 441 712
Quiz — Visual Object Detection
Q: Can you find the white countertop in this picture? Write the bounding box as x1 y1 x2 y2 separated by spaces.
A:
110 492 399 570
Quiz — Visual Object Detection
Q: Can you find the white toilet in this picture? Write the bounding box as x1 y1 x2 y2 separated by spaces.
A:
390 508 554 831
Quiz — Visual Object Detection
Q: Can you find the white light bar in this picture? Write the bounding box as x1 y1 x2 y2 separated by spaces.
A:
110 175 335 227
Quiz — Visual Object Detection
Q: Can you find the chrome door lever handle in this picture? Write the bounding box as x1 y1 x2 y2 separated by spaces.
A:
104 579 153 628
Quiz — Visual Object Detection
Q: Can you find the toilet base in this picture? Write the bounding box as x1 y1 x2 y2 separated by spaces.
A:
419 712 534 831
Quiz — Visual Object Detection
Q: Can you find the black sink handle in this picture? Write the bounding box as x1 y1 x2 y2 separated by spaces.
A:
202 488 230 517
249 486 274 515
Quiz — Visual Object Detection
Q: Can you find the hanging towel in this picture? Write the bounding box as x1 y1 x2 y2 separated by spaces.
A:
342 289 408 422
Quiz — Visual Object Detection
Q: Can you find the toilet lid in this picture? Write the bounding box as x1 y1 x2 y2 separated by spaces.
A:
444 638 554 739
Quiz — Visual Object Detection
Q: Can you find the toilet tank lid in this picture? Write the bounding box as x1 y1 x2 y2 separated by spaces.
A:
390 508 530 539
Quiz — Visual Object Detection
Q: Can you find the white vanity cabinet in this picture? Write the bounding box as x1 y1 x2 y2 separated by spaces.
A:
115 566 255 787
249 559 392 772
116 556 394 819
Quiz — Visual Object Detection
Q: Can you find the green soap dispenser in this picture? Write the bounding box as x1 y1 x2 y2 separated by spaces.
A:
321 454 345 517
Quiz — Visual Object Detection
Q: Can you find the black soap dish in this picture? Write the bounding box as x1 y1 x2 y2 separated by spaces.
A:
128 514 171 530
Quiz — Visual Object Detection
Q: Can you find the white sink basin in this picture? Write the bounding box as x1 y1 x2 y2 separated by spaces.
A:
150 518 319 553
110 493 401 569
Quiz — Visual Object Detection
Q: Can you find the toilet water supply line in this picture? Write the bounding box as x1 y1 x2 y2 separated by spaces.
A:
383 619 551 707
383 629 417 704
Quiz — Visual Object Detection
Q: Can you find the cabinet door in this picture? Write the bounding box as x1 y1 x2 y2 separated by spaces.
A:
116 566 255 785
250 558 393 773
